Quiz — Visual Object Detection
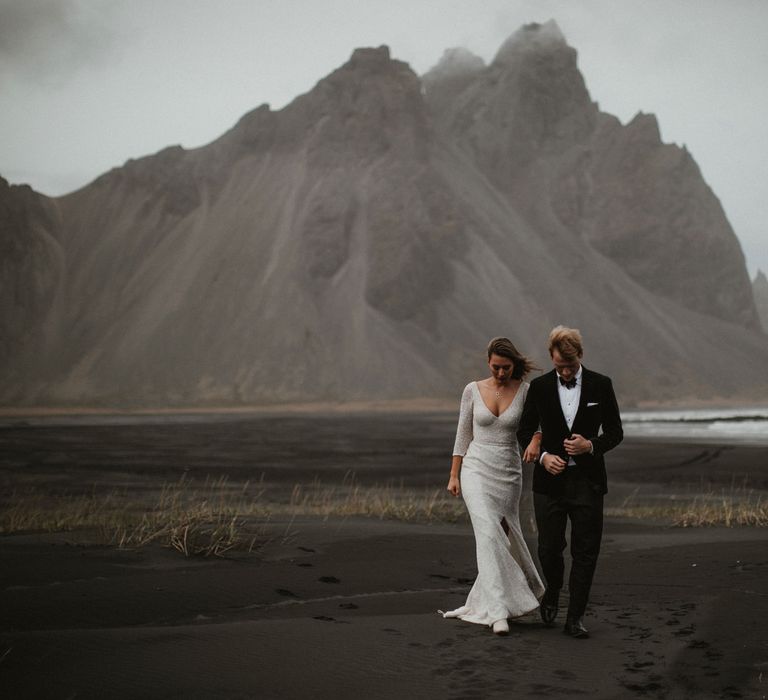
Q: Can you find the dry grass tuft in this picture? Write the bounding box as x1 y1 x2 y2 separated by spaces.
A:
0 473 466 556
6 473 763 558
112 476 270 556
1 476 271 557
281 474 466 523
1 489 120 535
672 492 767 527
606 487 768 527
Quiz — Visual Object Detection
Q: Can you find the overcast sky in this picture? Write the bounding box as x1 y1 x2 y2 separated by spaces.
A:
1 0 766 276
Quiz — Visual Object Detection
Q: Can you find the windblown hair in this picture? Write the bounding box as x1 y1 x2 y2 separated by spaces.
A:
486 337 538 379
548 325 584 360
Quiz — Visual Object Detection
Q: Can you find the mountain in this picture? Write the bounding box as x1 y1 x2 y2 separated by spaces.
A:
2 23 766 408
754 271 768 333
423 21 759 330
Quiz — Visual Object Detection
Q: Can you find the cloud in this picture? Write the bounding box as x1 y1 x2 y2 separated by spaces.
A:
0 0 119 84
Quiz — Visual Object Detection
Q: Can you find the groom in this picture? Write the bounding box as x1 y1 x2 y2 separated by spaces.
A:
517 326 623 639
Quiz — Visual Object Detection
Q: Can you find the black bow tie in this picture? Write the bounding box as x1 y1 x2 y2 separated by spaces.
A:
559 376 577 389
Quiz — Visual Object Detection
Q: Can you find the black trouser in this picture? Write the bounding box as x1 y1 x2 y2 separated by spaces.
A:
533 470 603 618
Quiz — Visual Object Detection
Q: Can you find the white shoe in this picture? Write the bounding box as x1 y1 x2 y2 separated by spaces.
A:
492 619 509 635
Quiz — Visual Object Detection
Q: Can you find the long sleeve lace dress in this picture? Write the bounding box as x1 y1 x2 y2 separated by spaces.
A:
442 381 544 626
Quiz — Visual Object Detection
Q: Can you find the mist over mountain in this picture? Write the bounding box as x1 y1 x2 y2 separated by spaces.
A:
2 21 766 408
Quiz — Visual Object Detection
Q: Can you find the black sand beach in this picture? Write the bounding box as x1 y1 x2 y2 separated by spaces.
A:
1 412 767 698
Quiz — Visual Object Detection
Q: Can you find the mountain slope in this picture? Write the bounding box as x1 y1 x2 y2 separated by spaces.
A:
754 271 768 333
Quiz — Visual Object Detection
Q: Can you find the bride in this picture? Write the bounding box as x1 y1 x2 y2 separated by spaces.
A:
443 337 545 635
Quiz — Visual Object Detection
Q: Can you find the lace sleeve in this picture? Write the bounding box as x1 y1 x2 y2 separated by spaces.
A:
452 383 474 456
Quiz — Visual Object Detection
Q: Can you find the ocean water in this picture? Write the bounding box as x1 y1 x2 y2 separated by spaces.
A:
3 406 768 443
621 406 768 443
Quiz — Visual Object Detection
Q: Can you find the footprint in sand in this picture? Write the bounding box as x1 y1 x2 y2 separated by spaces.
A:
687 639 709 649
318 575 340 584
625 661 654 674
275 588 298 597
313 615 349 624
553 669 577 680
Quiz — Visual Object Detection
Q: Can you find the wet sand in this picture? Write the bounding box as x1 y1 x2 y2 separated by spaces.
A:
1 413 767 698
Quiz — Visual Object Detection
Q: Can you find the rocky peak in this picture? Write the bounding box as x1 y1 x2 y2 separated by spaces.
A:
0 176 60 236
424 47 485 82
347 45 392 69
215 45 430 167
626 111 662 143
321 44 418 91
492 19 567 64
422 47 486 116
427 21 596 187
294 45 431 164
487 19 591 118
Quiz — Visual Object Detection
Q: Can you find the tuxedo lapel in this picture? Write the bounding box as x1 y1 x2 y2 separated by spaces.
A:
572 366 591 433
547 370 570 436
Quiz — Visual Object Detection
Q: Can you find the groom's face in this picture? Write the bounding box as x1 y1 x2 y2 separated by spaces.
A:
551 350 580 382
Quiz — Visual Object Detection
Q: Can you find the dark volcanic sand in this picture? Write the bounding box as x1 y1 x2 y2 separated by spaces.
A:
1 413 767 698
2 411 767 493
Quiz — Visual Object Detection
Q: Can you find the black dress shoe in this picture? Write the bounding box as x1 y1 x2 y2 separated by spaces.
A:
563 616 589 638
539 594 559 626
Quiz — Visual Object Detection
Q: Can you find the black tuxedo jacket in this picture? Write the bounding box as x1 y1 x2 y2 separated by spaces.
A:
517 367 623 495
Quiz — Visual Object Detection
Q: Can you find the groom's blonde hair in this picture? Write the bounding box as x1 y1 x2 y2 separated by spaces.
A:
548 326 583 360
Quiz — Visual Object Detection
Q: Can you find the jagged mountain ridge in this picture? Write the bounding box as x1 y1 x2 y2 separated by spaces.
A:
2 23 766 407
423 21 758 330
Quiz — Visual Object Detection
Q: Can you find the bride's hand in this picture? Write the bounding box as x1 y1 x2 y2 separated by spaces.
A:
523 433 542 463
447 475 461 497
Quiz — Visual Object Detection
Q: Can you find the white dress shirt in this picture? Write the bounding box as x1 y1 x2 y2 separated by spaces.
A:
541 365 591 466
558 365 582 465
558 365 582 431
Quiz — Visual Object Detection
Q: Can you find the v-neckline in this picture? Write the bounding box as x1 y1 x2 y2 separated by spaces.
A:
474 380 521 419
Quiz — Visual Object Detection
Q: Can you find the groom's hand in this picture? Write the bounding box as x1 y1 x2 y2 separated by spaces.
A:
564 433 592 456
541 453 566 474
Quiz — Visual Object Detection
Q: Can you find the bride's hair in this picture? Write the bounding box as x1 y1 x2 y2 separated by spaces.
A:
486 337 539 379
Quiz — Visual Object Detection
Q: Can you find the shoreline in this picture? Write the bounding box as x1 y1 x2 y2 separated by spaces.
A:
2 394 767 418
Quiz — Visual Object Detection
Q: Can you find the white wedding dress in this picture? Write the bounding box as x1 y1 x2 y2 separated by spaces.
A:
443 381 544 626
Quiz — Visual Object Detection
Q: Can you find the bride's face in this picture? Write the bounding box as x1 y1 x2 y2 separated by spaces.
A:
488 353 514 383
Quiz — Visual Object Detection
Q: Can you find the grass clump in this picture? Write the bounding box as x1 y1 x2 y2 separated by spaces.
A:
1 489 120 535
0 473 466 556
1 476 270 557
284 474 466 523
112 476 269 556
606 487 767 527
673 492 767 527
